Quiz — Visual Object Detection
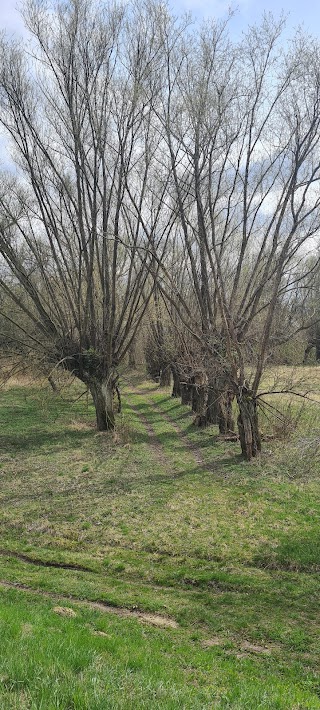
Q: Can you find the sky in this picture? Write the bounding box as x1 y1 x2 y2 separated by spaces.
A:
171 0 320 37
0 1 25 36
1 0 320 39
0 0 320 38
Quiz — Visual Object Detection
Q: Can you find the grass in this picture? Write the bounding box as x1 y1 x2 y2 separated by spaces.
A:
0 368 320 708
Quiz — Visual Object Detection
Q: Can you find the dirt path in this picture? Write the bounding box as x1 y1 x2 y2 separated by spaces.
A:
129 387 212 471
0 579 178 629
126 399 178 472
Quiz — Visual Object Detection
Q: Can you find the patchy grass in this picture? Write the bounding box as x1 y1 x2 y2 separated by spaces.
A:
0 369 320 708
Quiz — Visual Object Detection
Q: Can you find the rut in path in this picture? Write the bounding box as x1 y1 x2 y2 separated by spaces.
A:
0 549 95 573
126 400 173 470
0 580 178 629
128 388 214 472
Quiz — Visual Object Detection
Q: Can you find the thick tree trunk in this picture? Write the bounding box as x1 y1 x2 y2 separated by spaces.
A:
193 386 209 426
237 392 261 460
218 391 235 434
207 386 219 425
191 378 200 413
160 365 171 387
194 383 220 427
89 379 115 431
171 366 181 397
193 372 210 427
181 380 192 405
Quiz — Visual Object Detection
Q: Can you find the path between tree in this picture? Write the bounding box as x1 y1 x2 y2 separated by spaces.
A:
128 387 212 471
125 400 173 469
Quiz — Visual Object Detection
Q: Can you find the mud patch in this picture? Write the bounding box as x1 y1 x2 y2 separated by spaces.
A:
240 641 271 654
91 629 109 637
53 606 77 618
201 637 223 648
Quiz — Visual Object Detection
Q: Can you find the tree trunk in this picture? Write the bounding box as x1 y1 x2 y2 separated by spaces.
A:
218 391 235 434
237 392 261 460
303 342 313 364
89 379 115 431
160 365 171 387
193 386 209 426
48 375 58 392
171 366 181 397
207 386 219 425
193 372 210 427
181 381 192 405
191 378 200 413
128 342 136 369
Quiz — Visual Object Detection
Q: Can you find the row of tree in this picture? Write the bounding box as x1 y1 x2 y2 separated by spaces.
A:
0 0 319 459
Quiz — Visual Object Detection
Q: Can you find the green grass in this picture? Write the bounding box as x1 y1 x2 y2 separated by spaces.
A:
0 371 320 708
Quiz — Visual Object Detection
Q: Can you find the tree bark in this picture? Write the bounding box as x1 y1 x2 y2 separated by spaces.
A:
193 372 210 427
160 365 171 387
303 342 313 364
191 378 200 413
89 379 115 431
217 391 235 434
181 380 192 405
207 386 219 424
237 391 261 460
48 375 58 392
171 366 181 397
128 342 136 369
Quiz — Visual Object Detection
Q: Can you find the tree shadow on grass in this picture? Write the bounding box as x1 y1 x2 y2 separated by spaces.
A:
155 398 184 407
131 429 244 473
0 428 94 454
172 411 195 422
252 531 320 573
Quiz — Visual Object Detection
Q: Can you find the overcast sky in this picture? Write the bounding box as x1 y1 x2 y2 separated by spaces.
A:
1 0 320 38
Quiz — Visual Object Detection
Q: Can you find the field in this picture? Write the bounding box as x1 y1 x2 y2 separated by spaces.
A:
0 368 320 709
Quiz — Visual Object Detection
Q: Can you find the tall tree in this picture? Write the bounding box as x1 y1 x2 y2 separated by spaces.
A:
151 14 320 458
0 0 168 429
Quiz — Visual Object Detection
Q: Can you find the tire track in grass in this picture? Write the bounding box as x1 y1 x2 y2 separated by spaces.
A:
0 549 95 573
126 400 175 471
0 579 178 628
130 388 211 471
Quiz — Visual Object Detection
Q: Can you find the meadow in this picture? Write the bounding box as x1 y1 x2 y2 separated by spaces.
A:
0 367 319 709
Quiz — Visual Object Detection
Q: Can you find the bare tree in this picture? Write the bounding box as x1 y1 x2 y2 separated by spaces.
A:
1 1 319 456
0 0 169 429
150 14 320 458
